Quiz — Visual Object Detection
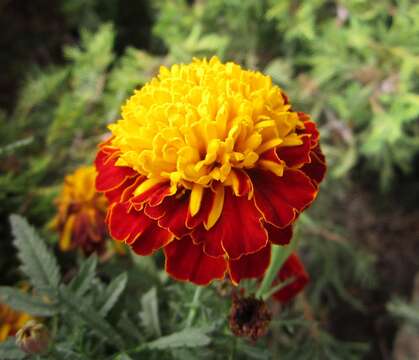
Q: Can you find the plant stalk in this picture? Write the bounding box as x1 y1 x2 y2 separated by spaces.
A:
185 286 203 327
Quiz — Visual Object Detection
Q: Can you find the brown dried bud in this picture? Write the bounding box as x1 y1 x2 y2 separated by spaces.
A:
16 320 49 354
229 293 272 341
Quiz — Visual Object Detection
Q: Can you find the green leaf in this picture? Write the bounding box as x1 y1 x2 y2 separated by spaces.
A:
117 311 142 341
0 286 58 316
0 338 25 360
100 272 128 316
10 215 60 292
145 328 211 350
68 255 98 297
59 286 124 349
139 287 161 337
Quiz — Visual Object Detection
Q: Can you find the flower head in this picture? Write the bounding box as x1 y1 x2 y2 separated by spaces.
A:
0 303 32 342
51 166 108 255
95 57 326 285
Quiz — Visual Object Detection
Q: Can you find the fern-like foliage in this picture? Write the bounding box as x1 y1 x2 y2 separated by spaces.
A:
10 214 60 292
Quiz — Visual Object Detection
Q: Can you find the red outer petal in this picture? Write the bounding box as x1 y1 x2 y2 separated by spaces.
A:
164 236 227 285
104 186 125 204
260 147 282 164
105 175 144 204
193 188 268 260
276 135 311 168
95 148 137 192
191 224 225 257
265 223 293 245
144 194 190 238
251 168 317 228
301 145 327 185
233 169 253 197
186 188 214 229
107 202 146 244
299 117 320 147
131 221 174 256
131 182 172 209
228 243 271 284
272 253 309 303
107 202 172 254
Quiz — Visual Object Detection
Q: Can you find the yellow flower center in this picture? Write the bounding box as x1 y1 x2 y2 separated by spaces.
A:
110 57 305 195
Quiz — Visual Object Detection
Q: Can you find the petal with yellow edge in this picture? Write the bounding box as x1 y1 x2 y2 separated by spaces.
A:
276 135 311 168
251 168 317 228
301 146 327 185
265 223 293 245
228 243 271 285
164 236 227 286
95 148 136 192
145 194 191 238
131 180 174 209
193 188 268 260
107 202 172 254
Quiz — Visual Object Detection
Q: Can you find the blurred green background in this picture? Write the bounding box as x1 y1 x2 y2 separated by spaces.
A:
1 0 419 359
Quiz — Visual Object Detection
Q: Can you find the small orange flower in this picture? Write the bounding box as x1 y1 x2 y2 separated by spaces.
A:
95 57 326 285
0 303 32 342
51 166 108 255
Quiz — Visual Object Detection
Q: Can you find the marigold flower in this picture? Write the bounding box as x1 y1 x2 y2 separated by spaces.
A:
271 253 309 303
0 303 32 342
51 166 108 255
95 57 326 285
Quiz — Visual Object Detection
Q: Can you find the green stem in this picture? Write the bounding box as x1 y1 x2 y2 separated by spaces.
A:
262 276 295 301
256 241 296 299
185 286 203 327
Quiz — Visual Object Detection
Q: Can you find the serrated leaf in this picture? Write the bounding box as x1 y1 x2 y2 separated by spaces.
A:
10 215 60 292
0 338 26 359
59 286 124 349
139 287 161 337
68 255 98 297
100 272 128 316
0 286 58 316
146 328 211 350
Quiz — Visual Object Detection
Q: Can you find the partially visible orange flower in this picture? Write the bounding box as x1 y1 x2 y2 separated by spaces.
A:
0 303 32 342
51 166 108 255
95 57 326 285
